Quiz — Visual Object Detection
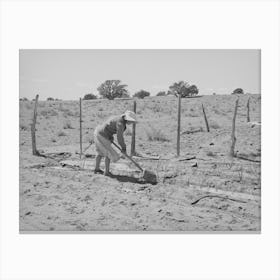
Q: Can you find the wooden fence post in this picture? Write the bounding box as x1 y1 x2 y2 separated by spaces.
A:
177 93 181 156
131 100 137 156
246 97 250 122
79 98 82 159
230 98 239 157
202 103 210 132
31 94 39 155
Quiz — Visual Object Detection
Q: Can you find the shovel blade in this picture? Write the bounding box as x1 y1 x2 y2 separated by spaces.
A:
143 169 157 184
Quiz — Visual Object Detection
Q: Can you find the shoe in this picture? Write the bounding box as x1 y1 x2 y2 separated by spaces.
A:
104 172 113 177
94 169 104 174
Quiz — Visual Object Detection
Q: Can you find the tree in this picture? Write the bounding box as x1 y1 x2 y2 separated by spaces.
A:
133 90 150 99
184 84 199 97
47 97 54 101
169 81 189 97
169 81 199 98
97 80 128 100
156 91 166 96
83 93 97 100
232 88 244 95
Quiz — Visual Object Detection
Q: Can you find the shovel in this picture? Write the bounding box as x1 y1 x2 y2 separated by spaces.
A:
112 142 157 184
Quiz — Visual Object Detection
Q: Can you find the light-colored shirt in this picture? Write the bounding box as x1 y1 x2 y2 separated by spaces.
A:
96 116 126 150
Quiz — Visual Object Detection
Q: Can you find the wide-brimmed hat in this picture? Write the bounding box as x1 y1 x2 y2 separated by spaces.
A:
123 110 137 122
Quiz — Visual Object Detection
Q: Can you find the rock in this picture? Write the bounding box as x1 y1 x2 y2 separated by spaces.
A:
191 163 198 168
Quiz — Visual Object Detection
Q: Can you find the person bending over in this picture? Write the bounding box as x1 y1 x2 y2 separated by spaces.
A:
93 110 136 176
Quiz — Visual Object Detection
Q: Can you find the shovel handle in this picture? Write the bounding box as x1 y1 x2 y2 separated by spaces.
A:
112 142 144 172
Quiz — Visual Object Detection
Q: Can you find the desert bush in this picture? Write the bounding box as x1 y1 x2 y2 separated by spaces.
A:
83 93 97 100
25 103 33 110
210 122 220 129
156 91 166 96
40 108 58 117
206 151 216 157
20 123 28 131
57 131 67 137
145 126 169 142
133 90 150 99
63 120 74 129
232 88 244 95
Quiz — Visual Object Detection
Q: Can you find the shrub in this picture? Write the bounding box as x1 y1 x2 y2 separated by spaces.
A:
83 93 97 100
133 90 150 99
25 103 33 110
232 88 244 95
210 122 220 129
20 123 28 131
63 120 74 129
156 91 166 96
145 126 169 142
40 108 58 117
57 131 67 137
47 97 54 101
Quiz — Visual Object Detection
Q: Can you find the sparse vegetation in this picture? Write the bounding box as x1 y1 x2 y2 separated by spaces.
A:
133 90 150 99
63 120 74 129
156 91 166 96
57 131 67 137
83 93 97 100
145 126 169 142
232 88 244 95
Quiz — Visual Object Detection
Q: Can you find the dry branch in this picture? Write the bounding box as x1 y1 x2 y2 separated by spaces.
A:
31 94 40 156
236 155 261 163
201 103 210 132
191 195 247 205
230 98 239 157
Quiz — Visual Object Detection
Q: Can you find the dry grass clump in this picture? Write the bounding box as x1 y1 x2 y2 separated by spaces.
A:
145 126 169 142
59 103 79 117
63 120 74 129
210 121 220 129
40 108 58 117
57 131 67 137
24 103 33 110
20 123 28 131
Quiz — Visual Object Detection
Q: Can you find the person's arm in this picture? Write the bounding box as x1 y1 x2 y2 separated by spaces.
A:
116 122 126 153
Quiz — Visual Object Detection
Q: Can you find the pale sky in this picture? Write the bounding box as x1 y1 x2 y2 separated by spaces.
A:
19 49 260 100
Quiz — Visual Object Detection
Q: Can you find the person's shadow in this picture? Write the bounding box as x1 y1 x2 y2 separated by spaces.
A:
110 174 147 184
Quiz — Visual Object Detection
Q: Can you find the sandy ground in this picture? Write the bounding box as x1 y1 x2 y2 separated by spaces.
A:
19 94 261 231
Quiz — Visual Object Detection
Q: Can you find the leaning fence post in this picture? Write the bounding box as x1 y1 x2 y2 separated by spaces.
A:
79 98 82 159
131 100 137 156
31 94 39 156
177 93 181 156
230 98 239 157
246 97 250 122
202 103 210 132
